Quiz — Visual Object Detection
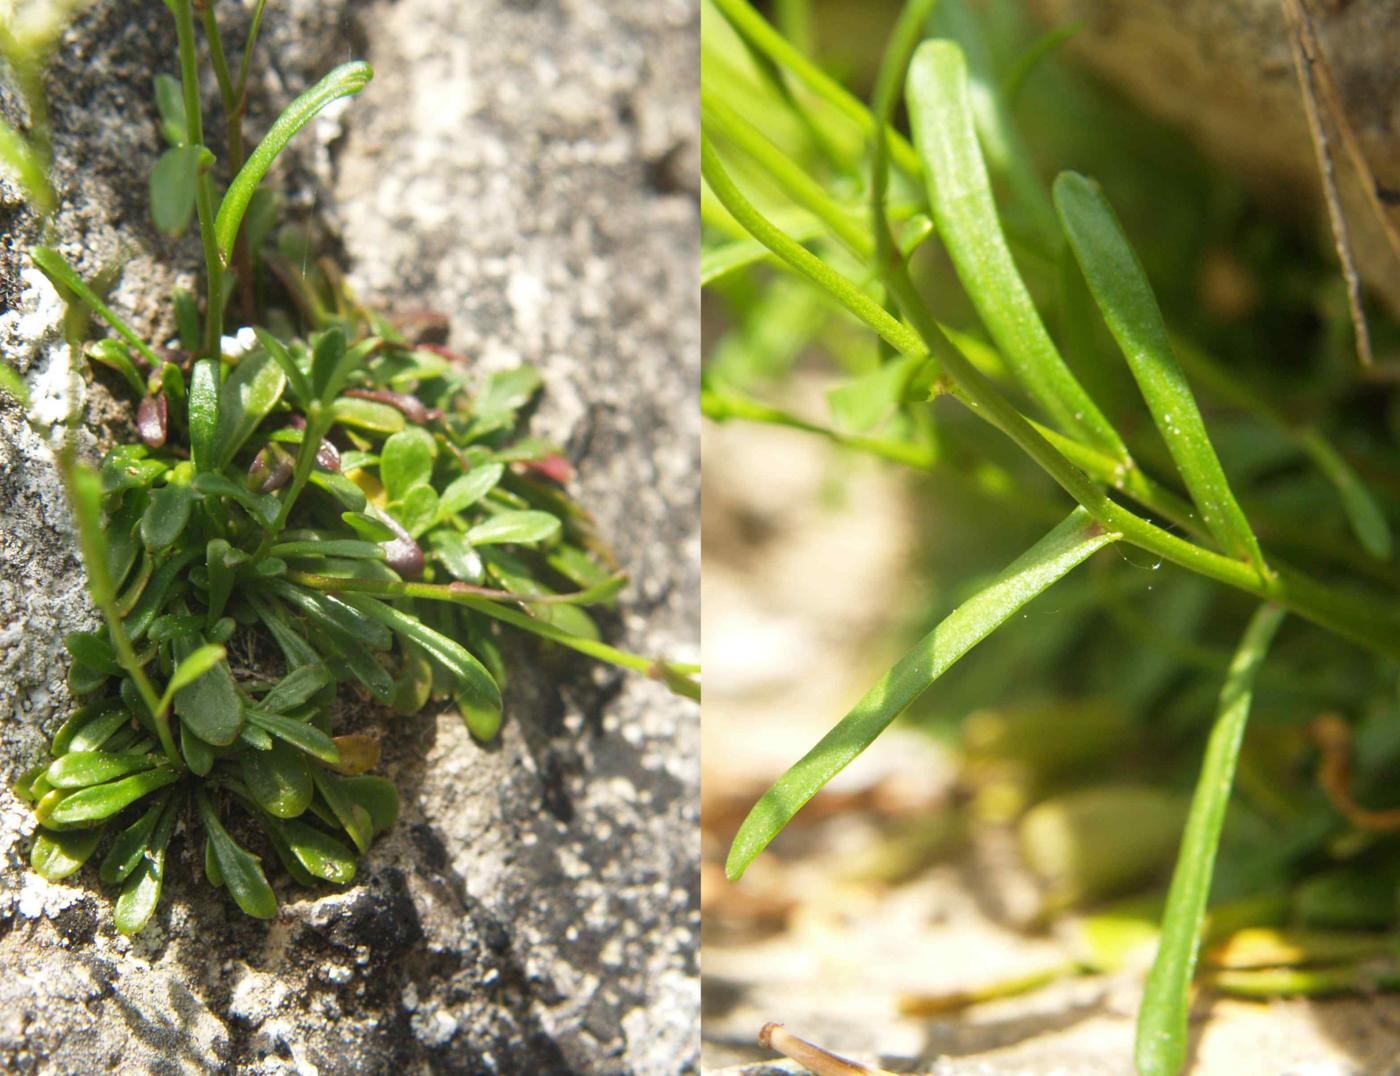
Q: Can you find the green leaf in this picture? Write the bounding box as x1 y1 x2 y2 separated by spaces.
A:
64 631 120 675
195 790 278 919
341 593 502 717
86 339 149 397
215 348 287 468
465 511 560 547
149 145 200 238
252 328 312 407
309 327 347 401
153 73 187 146
1136 604 1286 1076
429 531 483 582
31 828 102 881
192 473 280 528
140 483 195 551
332 396 405 435
99 796 167 884
438 462 504 520
1053 172 1265 572
172 633 244 746
259 665 332 713
339 775 399 834
113 793 180 934
100 445 166 496
905 41 1125 459
189 357 220 474
277 817 357 884
47 766 180 825
268 581 393 650
341 511 397 542
30 247 162 370
271 539 385 561
475 366 542 420
827 354 923 433
392 485 439 539
458 692 502 742
380 427 437 501
55 704 130 755
1297 429 1392 561
242 739 314 818
173 288 200 350
215 61 374 262
46 750 159 789
726 508 1119 880
245 708 341 765
307 470 370 512
311 768 373 854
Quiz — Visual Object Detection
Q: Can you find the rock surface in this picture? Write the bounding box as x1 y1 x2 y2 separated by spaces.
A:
0 0 698 1072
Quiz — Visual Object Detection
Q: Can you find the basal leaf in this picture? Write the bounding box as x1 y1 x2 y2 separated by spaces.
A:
47 766 180 825
140 483 195 551
99 796 167 884
171 633 244 746
31 827 102 881
245 707 341 765
113 793 180 935
242 738 314 818
46 750 160 789
149 144 200 238
195 790 278 919
189 358 220 474
259 665 332 713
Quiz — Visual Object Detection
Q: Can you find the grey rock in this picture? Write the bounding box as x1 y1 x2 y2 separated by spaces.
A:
0 0 698 1072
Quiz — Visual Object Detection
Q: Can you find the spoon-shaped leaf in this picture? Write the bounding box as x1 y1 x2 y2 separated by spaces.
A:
140 483 195 551
726 508 1119 880
905 41 1125 460
242 738 314 818
188 357 220 474
259 665 332 713
31 828 102 881
113 793 180 935
46 750 160 789
149 144 200 238
245 707 341 765
171 633 243 746
48 766 180 825
1136 604 1286 1076
215 61 373 262
438 463 505 520
195 789 277 920
1053 171 1265 572
99 796 167 884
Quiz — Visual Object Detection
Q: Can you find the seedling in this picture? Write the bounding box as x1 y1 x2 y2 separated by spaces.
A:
703 1 1399 1073
3 0 696 932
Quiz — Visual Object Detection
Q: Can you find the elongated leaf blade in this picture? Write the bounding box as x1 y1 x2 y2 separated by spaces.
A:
31 828 102 881
905 41 1125 460
189 358 220 474
465 510 560 547
341 593 501 716
172 634 243 746
113 793 180 935
1136 604 1286 1076
726 508 1119 880
196 791 278 920
214 348 287 468
246 707 341 764
48 766 180 825
215 62 373 261
46 750 159 789
1053 171 1265 572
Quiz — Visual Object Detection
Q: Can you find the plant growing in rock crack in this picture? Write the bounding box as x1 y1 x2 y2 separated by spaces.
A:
704 1 1399 1073
0 0 698 934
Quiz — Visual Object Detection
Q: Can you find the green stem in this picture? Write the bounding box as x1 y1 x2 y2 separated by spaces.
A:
702 119 1400 659
172 0 225 357
286 571 692 685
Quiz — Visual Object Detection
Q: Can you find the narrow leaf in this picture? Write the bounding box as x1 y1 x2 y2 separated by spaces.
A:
245 707 341 764
1136 604 1286 1076
259 665 332 713
438 463 504 520
726 508 1119 880
46 750 159 789
99 796 167 884
214 348 287 468
242 739 314 818
215 61 374 261
1297 429 1392 560
905 41 1125 459
172 633 244 746
188 357 220 474
195 790 278 919
140 483 195 551
149 145 200 238
1054 171 1265 571
113 793 180 934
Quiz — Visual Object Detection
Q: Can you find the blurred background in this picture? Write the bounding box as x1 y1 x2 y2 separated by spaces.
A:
701 0 1400 1071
